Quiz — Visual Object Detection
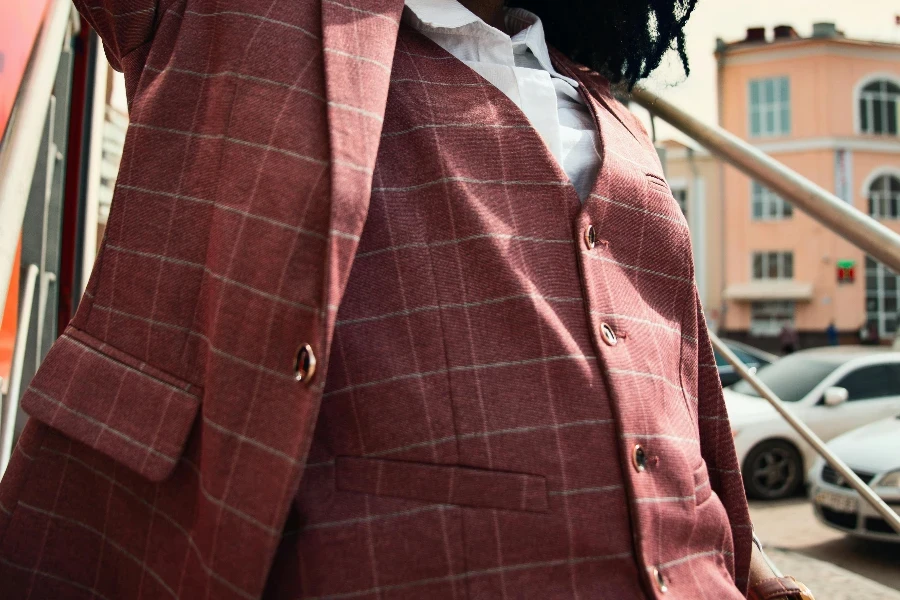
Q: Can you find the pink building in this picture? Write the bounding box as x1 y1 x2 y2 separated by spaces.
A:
712 23 900 348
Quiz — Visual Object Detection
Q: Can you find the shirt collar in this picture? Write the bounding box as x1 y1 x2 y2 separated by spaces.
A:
404 0 485 31
403 0 578 87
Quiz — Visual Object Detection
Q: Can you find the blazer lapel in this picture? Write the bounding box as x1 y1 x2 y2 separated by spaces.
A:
319 0 406 330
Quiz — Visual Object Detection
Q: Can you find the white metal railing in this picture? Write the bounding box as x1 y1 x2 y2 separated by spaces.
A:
633 86 900 535
0 265 38 473
710 330 900 534
0 0 72 319
98 105 128 224
0 0 73 475
631 87 900 272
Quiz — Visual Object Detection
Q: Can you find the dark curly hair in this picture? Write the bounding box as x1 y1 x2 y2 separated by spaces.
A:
507 0 698 87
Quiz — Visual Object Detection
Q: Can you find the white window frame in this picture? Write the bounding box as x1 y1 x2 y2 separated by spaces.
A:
751 181 792 220
866 172 900 220
854 74 900 136
750 301 796 337
752 251 794 280
748 76 791 138
866 256 900 337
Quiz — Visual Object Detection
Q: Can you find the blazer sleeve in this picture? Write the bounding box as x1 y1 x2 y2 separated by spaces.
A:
72 0 162 70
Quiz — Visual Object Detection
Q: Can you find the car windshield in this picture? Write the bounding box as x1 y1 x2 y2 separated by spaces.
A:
730 355 839 402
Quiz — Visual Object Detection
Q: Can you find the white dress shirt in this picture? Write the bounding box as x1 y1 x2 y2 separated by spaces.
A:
403 0 601 201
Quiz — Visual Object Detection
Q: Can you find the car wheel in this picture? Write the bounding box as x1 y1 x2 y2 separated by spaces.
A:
742 440 803 500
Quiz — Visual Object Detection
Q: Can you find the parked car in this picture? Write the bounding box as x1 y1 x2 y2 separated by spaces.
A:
715 339 779 387
724 346 900 500
809 415 900 542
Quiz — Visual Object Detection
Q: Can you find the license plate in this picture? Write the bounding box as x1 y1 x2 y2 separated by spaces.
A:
815 491 857 514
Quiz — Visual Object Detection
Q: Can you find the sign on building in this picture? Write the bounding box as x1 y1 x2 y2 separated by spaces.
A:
834 149 853 204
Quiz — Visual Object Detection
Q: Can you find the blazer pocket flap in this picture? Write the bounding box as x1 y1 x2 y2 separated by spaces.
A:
21 330 201 482
336 456 549 513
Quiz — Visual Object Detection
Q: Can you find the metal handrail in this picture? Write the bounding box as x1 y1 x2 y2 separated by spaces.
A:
632 86 900 535
710 332 900 534
631 87 900 273
0 264 39 474
0 0 72 319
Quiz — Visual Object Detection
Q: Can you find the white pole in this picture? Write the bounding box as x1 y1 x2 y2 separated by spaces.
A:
632 86 900 274
80 55 110 292
709 331 900 535
0 264 39 475
0 0 71 320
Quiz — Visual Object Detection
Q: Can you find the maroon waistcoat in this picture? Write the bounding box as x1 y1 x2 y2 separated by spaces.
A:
264 26 751 600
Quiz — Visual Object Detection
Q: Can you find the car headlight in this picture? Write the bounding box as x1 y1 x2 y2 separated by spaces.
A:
876 470 900 488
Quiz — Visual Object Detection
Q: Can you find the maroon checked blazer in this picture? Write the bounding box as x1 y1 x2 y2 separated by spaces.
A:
0 1 753 598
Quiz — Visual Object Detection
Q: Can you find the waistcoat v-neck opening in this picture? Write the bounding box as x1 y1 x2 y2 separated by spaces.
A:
395 22 593 215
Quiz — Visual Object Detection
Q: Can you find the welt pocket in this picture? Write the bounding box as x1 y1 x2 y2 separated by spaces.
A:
644 174 687 223
645 173 671 195
335 456 549 513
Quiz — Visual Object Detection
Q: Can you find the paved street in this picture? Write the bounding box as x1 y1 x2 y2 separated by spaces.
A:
750 498 900 597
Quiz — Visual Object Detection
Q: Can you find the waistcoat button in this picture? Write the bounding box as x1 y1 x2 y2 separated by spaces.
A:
652 567 668 593
632 444 647 472
584 225 597 249
294 343 317 383
600 322 617 346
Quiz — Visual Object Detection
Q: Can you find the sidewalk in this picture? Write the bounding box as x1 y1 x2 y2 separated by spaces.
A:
764 547 900 600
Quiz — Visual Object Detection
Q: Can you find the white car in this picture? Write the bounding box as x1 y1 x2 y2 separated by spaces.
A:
809 416 900 542
724 346 900 500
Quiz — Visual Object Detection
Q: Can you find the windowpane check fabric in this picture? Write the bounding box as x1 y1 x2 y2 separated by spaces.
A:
0 1 752 599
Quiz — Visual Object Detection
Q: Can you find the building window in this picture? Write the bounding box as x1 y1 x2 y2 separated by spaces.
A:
868 174 900 219
751 181 793 220
750 301 795 337
749 77 791 137
859 79 900 136
752 251 793 280
672 187 688 218
866 256 899 337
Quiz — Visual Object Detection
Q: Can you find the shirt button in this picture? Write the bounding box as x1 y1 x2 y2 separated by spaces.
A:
600 322 617 346
652 567 668 593
632 444 647 472
294 343 317 383
584 225 597 249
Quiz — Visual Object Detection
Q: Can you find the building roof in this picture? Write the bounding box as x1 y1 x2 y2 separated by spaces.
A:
716 23 900 57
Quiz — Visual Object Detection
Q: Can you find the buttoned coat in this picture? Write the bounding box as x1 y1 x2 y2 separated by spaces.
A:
0 1 752 598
